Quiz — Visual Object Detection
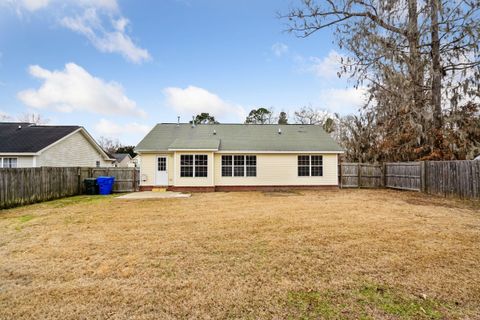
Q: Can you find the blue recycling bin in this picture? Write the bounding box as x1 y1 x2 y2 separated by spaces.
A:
96 176 115 195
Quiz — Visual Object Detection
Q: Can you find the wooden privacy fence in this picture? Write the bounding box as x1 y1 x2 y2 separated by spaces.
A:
339 160 480 199
79 167 139 193
339 163 383 188
385 162 423 191
0 167 139 209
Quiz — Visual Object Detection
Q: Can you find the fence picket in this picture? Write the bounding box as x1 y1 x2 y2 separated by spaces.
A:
0 167 139 209
339 160 479 200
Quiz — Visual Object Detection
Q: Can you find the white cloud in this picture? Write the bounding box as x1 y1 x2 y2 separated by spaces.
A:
309 50 344 79
94 118 150 139
19 0 49 11
319 87 367 114
61 9 150 64
17 63 146 117
4 0 118 12
271 42 289 57
295 50 346 79
163 86 246 121
4 0 149 63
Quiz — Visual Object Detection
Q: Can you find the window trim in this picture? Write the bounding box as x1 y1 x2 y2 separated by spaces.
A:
221 155 257 177
297 155 323 177
180 154 208 178
1 157 18 168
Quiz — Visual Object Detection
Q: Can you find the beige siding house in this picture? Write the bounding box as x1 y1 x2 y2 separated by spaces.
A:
135 124 343 191
0 122 113 168
113 153 134 167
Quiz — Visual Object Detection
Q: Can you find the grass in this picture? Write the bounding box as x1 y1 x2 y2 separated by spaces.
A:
0 189 479 319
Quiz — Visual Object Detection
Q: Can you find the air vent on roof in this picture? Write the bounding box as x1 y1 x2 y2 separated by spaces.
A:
213 129 217 135
278 128 282 134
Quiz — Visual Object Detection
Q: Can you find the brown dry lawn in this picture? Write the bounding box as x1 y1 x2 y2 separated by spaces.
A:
0 189 479 320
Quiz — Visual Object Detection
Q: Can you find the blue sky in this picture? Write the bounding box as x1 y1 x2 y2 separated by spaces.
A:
0 0 365 145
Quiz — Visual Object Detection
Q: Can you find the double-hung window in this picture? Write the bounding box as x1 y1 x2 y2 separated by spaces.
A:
1 158 17 168
180 154 208 177
298 155 323 177
194 155 208 177
233 155 245 177
245 155 256 177
222 155 256 177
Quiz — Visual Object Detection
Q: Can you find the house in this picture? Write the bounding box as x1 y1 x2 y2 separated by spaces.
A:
135 123 344 191
0 122 114 168
132 154 141 167
112 153 134 167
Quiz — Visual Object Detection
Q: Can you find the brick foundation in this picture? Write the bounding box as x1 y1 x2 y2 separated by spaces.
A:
167 186 216 192
140 185 339 192
214 185 339 192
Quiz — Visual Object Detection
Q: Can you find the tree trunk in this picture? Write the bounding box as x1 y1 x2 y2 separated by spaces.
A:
407 0 424 114
431 0 443 132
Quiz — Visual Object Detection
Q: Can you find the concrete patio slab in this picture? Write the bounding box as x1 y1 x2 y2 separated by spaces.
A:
115 191 191 200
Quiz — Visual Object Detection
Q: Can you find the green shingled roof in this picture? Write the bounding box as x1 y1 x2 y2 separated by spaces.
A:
168 138 220 150
135 124 344 153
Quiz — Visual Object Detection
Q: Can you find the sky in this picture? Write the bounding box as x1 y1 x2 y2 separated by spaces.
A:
0 0 366 145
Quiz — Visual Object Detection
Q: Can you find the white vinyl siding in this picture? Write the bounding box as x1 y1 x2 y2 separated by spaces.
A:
215 153 337 186
139 152 338 187
0 156 34 168
138 153 174 186
36 131 111 167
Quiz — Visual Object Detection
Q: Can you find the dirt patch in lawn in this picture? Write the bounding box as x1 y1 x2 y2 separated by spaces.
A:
0 189 479 319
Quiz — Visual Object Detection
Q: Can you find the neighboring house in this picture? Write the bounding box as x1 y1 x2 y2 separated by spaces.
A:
475 155 480 161
135 123 344 191
132 154 141 167
113 153 134 167
0 122 114 168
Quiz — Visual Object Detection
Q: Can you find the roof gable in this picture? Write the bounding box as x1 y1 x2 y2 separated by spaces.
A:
136 124 344 153
0 123 81 153
113 153 132 162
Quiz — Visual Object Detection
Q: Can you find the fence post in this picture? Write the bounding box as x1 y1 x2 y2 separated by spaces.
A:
420 161 426 193
338 162 342 189
77 167 81 195
357 163 361 188
382 162 386 188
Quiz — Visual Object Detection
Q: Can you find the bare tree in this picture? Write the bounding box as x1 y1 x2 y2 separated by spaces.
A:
283 0 480 160
18 112 49 125
0 111 12 121
97 136 122 155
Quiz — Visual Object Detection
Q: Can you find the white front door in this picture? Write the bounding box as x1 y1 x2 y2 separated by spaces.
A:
155 156 168 186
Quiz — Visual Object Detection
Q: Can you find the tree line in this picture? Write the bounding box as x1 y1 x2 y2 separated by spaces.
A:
280 0 479 162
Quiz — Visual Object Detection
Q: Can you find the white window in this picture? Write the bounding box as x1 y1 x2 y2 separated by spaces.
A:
1 158 18 168
180 154 208 177
222 155 257 177
298 155 323 177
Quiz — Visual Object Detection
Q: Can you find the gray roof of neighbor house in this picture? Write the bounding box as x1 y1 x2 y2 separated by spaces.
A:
0 122 81 153
135 123 344 152
112 153 132 162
